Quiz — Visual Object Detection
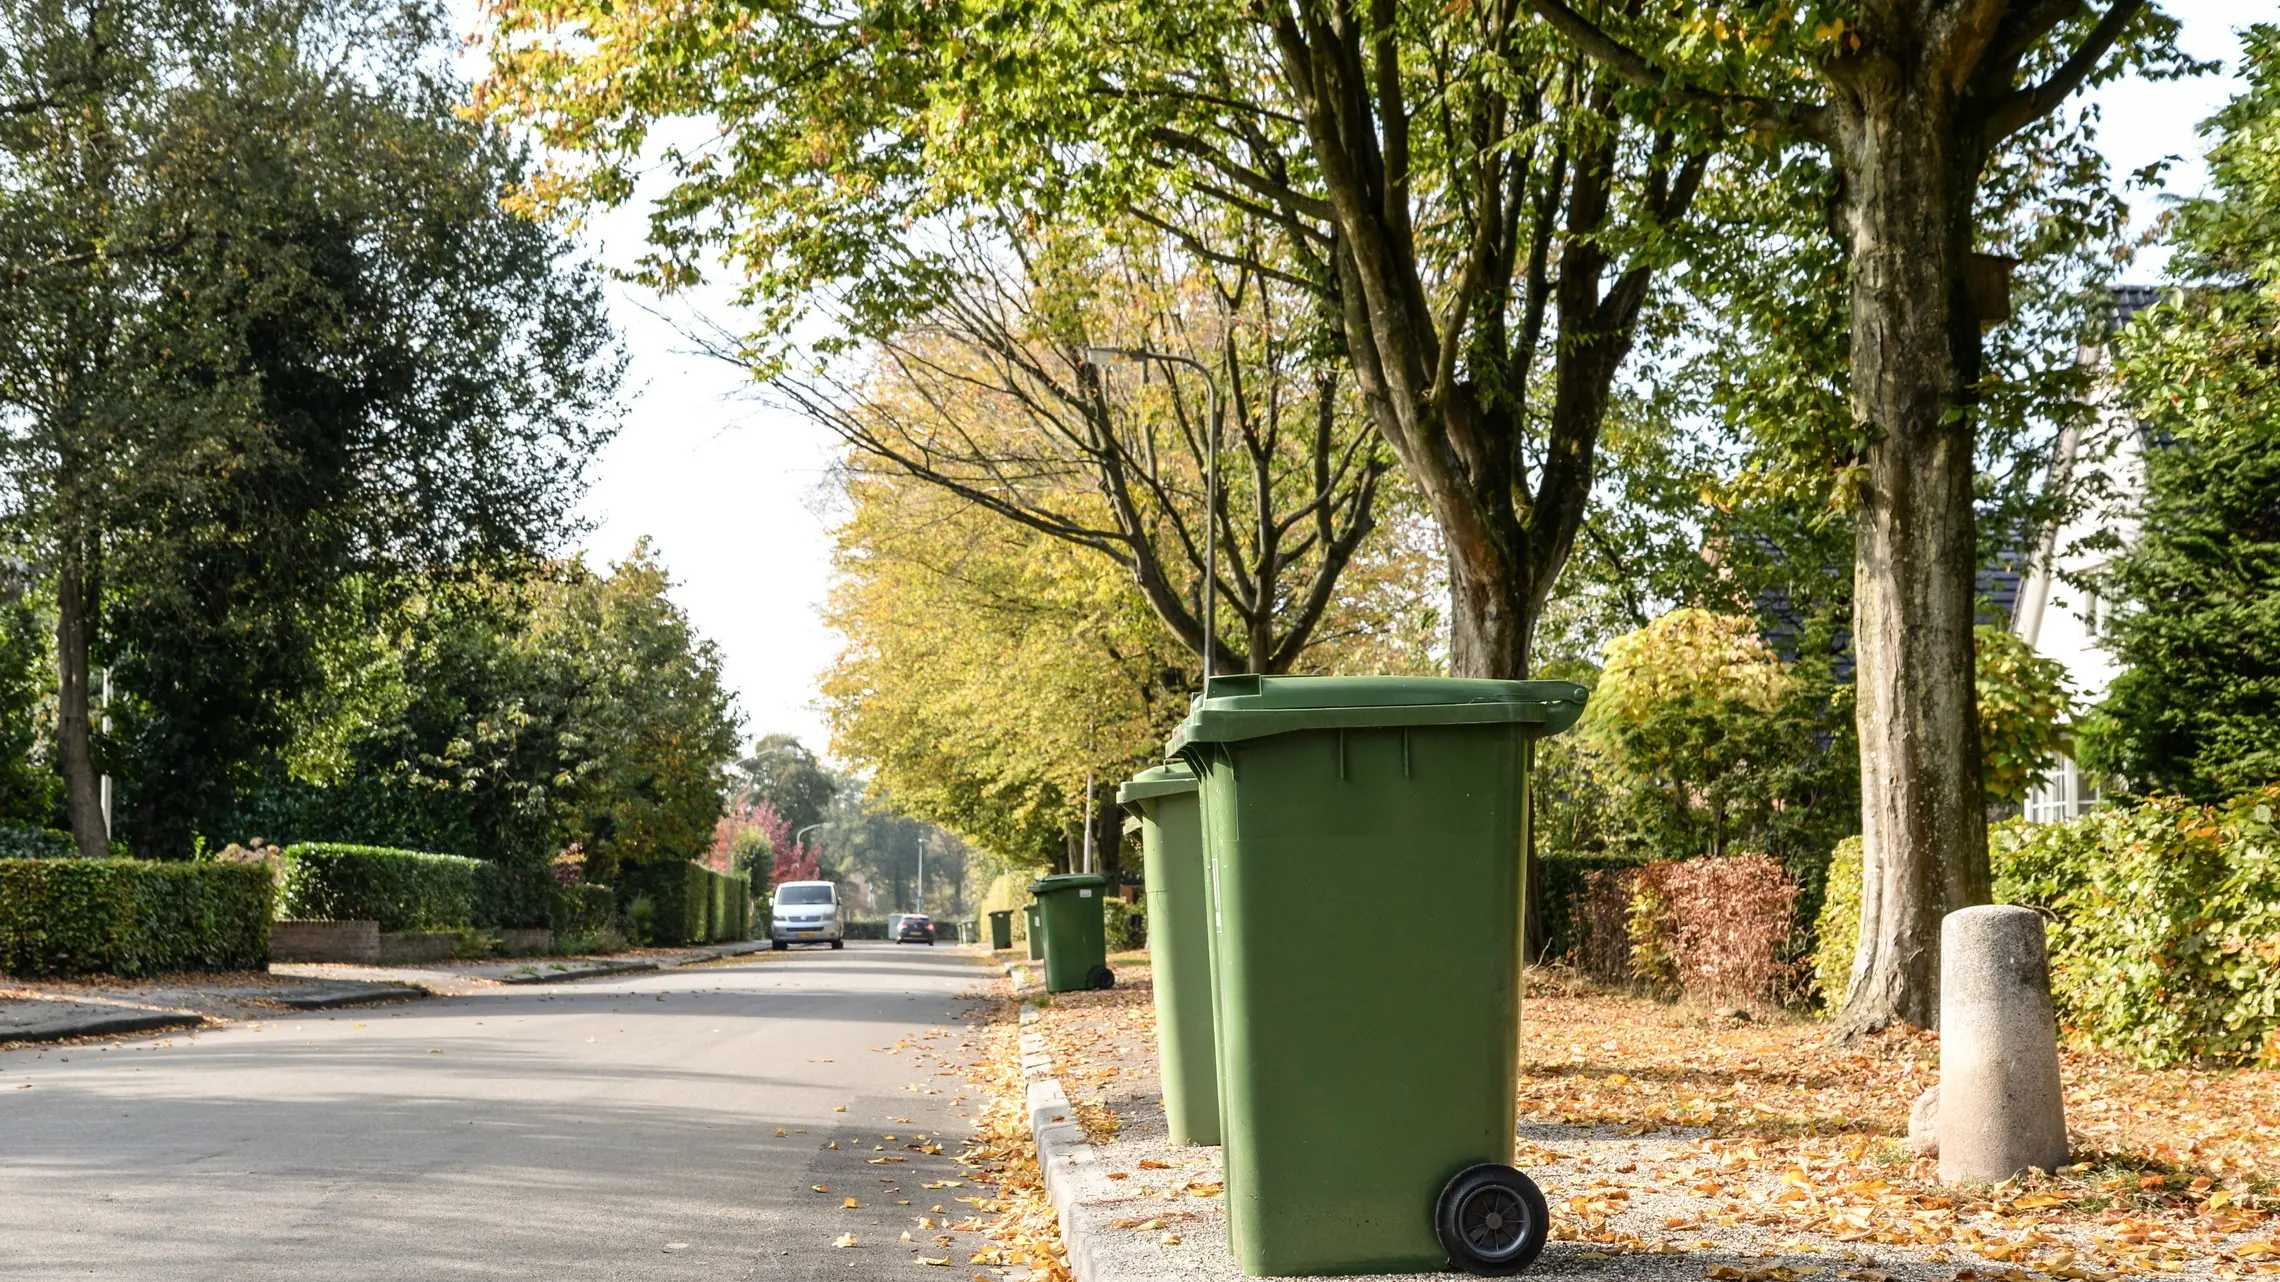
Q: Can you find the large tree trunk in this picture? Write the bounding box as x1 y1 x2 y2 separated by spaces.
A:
55 547 109 859
1447 542 1529 680
1831 74 1992 1036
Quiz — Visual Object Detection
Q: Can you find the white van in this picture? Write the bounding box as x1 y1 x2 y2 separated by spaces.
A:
771 881 844 949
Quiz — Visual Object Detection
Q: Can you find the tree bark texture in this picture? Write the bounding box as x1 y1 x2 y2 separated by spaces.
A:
55 549 108 858
1831 45 1993 1036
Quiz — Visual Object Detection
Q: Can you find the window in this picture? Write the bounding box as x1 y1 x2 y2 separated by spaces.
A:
2023 754 2100 824
775 883 835 905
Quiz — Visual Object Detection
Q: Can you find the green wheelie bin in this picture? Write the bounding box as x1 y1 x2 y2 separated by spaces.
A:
987 909 1014 951
1117 763 1218 1146
1170 674 1587 1277
1024 902 1044 960
1029 873 1115 993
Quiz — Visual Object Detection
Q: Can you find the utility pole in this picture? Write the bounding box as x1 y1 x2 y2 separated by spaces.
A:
1082 346 1222 679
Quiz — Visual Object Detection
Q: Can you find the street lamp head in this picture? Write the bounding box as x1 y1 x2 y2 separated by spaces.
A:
1082 345 1132 366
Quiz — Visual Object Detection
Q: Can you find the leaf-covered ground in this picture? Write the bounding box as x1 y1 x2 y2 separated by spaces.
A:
1023 961 2280 1280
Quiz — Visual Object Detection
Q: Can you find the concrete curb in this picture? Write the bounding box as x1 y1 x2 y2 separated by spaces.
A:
1018 1000 1185 1282
496 959 661 984
0 1008 205 1045
269 984 431 1010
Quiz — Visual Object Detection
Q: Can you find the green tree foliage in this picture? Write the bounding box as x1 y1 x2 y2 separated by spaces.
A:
478 0 1742 684
0 567 57 824
824 474 1187 871
240 545 740 887
2085 28 2280 800
1569 610 1858 912
736 735 839 838
1974 625 2074 806
0 0 619 857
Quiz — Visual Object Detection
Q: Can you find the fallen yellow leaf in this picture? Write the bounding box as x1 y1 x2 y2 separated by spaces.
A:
833 1234 857 1249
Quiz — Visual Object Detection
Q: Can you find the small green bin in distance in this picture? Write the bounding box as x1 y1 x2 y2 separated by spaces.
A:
1169 674 1586 1277
1024 902 1044 960
987 909 1014 951
1028 873 1113 994
1117 762 1217 1146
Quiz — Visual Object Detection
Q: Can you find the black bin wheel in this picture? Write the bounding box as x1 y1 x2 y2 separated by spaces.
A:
1435 1163 1548 1276
1088 965 1116 990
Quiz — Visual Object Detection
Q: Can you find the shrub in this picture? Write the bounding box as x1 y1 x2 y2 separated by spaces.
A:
1811 836 1864 1010
1996 792 2280 1066
0 858 272 977
1104 898 1146 952
549 883 617 937
279 844 482 932
1584 854 1801 1004
0 822 80 860
1624 872 1678 988
1654 854 1800 1003
1575 867 1637 982
1535 853 1645 967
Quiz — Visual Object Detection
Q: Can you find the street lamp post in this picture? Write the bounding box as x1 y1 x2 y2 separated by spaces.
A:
1083 345 1223 681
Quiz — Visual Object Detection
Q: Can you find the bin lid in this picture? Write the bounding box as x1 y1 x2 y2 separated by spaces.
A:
1166 673 1588 754
1116 762 1198 805
1030 872 1108 895
987 909 1013 920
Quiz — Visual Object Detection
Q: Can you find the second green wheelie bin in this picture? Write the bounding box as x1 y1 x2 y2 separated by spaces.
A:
1117 762 1218 1146
1029 873 1115 993
1024 902 1044 960
987 909 1014 951
1170 674 1587 1278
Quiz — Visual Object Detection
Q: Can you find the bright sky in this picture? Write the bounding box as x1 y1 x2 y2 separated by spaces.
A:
555 4 2249 766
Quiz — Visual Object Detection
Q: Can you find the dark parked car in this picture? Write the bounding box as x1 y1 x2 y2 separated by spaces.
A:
894 913 936 945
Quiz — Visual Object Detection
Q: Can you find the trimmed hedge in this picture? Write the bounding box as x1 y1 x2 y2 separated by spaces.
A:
280 844 481 932
0 858 272 977
617 861 751 944
475 859 556 929
549 883 616 937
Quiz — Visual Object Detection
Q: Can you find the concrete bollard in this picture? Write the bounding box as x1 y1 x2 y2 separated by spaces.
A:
1937 904 2070 1183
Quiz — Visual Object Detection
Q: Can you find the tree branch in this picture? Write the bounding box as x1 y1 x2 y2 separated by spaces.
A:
1519 0 1833 145
1983 0 2147 141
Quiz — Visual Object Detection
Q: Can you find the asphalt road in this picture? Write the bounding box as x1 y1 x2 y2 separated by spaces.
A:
0 942 997 1281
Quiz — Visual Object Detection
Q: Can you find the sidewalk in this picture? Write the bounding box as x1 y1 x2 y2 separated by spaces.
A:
2 939 778 1046
1 972 428 1047
271 938 777 994
1013 960 2280 1282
